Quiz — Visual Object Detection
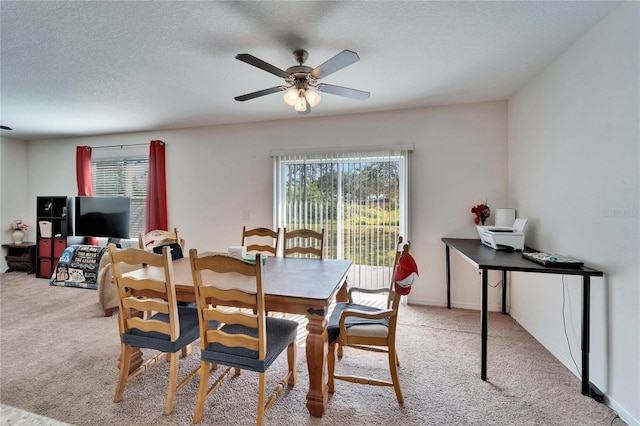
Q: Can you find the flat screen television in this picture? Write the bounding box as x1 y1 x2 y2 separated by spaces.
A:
74 196 131 240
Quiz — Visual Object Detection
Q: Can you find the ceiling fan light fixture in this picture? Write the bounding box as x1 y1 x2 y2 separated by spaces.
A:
305 89 321 107
294 94 307 112
283 88 299 106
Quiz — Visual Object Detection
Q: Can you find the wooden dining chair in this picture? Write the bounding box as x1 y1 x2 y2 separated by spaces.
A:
108 244 202 415
139 227 185 259
189 249 298 426
241 226 280 256
282 228 325 259
326 237 414 404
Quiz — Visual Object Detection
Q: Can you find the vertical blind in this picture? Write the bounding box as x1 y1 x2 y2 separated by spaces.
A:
274 149 409 289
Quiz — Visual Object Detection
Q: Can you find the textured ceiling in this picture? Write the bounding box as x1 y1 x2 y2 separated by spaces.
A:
0 1 619 141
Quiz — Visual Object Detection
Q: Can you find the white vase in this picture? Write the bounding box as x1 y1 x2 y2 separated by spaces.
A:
12 229 25 244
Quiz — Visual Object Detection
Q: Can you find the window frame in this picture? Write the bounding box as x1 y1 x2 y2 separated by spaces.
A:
90 146 149 240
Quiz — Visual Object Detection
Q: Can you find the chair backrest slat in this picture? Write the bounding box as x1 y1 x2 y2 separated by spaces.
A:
196 254 259 275
122 296 170 314
283 228 325 259
241 226 280 256
209 310 258 329
206 329 260 352
204 287 257 306
126 317 172 335
190 250 267 359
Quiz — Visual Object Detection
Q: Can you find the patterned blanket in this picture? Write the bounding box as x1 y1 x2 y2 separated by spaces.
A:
50 245 109 290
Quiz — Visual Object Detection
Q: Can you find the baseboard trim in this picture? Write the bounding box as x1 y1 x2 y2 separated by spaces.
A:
407 297 505 312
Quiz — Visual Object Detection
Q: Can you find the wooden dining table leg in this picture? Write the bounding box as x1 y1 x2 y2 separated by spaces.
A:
305 311 328 417
336 280 348 303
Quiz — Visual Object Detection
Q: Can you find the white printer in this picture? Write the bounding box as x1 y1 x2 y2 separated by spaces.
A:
478 218 528 251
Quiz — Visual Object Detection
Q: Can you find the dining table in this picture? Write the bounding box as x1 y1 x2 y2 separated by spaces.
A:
121 254 353 418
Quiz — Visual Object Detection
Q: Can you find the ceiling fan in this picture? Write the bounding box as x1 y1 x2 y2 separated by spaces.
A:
234 49 370 114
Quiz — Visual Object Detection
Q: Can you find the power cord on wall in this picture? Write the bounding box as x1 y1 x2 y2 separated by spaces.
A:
610 412 621 425
477 271 503 288
489 279 502 288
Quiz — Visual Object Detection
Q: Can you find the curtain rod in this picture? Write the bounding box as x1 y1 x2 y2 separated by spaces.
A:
91 143 150 150
271 143 414 157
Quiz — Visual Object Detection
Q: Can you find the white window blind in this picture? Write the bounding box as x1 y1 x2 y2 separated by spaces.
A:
91 155 148 238
274 149 409 289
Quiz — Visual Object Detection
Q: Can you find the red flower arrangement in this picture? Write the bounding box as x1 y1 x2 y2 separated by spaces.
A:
471 202 491 225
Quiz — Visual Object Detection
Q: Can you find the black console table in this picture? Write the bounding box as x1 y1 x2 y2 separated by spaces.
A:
442 238 604 396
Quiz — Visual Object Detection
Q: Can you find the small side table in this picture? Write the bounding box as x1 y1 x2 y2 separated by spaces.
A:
2 242 36 273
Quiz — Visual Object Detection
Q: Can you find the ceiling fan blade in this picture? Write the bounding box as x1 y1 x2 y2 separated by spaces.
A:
235 54 290 79
316 83 370 100
234 86 287 102
309 50 360 79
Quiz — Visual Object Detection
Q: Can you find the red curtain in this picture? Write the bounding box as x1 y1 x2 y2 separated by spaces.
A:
76 146 93 196
75 146 99 245
145 140 168 232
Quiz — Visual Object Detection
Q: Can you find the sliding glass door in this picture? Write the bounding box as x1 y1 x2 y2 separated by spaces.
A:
274 149 409 289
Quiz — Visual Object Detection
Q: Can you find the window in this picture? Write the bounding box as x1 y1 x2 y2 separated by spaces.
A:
274 148 410 289
91 155 148 239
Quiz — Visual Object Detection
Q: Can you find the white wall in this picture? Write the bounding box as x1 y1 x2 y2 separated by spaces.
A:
508 3 639 424
1 137 30 272
24 101 508 309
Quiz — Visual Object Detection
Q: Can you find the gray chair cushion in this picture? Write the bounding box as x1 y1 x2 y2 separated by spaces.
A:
122 306 202 353
327 302 390 344
200 316 298 373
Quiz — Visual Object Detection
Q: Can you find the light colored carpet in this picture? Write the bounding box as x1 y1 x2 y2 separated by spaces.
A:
0 272 623 426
